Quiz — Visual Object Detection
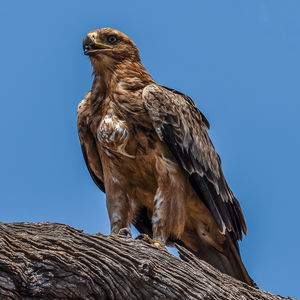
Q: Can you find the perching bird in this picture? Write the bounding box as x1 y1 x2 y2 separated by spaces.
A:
78 27 254 286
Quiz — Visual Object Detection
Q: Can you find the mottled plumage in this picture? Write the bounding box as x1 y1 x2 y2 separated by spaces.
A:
78 28 254 286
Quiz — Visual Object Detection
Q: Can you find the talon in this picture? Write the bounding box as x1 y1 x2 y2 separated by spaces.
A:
153 241 165 248
118 228 132 237
135 233 152 242
135 234 166 249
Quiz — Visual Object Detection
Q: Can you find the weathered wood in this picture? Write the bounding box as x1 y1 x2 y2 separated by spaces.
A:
0 222 294 299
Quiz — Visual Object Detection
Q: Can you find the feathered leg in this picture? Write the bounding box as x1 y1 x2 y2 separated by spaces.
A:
151 156 187 244
102 158 138 234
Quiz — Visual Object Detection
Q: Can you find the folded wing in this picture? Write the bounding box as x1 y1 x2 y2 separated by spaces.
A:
142 84 246 245
77 98 105 193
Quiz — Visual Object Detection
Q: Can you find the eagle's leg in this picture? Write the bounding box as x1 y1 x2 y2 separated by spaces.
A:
106 188 137 234
151 156 187 244
103 170 137 235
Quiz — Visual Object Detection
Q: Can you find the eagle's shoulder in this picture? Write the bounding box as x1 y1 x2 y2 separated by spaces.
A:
142 84 210 130
142 83 160 95
77 92 91 120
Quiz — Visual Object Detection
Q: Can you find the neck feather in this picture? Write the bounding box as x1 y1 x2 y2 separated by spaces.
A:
90 58 154 102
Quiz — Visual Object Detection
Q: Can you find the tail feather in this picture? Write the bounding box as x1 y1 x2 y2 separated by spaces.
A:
225 233 256 286
180 228 256 287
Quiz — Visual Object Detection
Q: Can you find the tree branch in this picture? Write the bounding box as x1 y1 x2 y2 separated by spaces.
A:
0 222 294 299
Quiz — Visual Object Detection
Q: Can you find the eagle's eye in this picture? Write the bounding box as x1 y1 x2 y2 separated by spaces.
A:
107 35 118 44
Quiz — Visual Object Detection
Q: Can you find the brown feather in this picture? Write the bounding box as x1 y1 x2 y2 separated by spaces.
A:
143 84 247 240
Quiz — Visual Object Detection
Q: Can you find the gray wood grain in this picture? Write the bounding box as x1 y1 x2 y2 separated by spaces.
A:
0 222 294 300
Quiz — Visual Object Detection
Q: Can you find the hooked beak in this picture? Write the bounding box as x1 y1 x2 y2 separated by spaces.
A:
83 32 112 56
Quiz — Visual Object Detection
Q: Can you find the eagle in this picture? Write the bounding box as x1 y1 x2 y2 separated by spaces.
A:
78 28 254 286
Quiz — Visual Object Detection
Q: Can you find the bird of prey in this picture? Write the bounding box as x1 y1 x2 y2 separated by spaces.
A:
78 28 254 286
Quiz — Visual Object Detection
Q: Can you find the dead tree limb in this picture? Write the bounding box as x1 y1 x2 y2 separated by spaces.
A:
0 222 295 299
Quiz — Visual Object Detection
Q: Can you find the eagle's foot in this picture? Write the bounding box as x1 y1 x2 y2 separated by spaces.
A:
118 228 132 237
135 234 165 248
153 240 165 248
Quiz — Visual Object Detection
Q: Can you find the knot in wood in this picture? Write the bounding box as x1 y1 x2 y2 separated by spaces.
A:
138 260 154 276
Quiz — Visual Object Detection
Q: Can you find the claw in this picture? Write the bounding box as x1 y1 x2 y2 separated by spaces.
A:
135 233 152 242
153 240 165 248
135 234 165 248
118 228 132 237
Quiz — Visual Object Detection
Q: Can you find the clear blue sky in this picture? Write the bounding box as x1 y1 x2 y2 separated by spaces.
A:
0 1 299 298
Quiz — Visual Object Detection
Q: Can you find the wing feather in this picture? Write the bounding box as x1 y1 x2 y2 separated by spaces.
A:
77 98 105 193
142 84 246 241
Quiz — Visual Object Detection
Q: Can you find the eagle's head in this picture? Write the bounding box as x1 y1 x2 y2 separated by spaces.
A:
83 28 140 71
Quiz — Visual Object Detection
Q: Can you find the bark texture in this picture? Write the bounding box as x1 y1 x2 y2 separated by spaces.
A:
0 222 295 299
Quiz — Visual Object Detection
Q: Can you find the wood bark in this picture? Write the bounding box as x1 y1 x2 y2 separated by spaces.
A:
0 222 295 300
